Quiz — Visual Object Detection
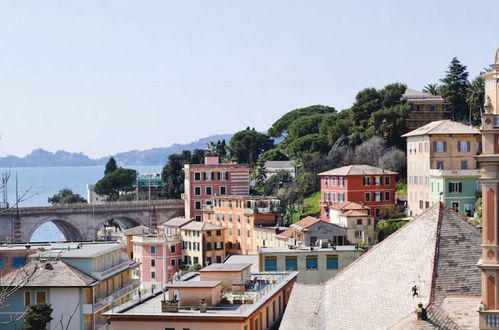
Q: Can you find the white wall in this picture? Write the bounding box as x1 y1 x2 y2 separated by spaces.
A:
49 287 81 330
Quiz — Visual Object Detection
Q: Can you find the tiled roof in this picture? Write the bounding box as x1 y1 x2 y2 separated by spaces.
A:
341 210 370 217
280 203 481 330
290 216 322 229
165 280 222 288
122 225 154 236
403 88 444 100
199 263 251 272
276 229 293 239
402 120 480 137
163 217 192 228
318 165 398 176
180 221 224 231
330 201 369 211
5 261 97 287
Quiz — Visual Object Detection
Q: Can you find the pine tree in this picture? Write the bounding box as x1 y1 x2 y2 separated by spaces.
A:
104 157 118 175
439 57 470 122
22 302 53 330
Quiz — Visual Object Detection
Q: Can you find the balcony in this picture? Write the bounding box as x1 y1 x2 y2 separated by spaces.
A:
132 235 181 244
429 169 481 177
94 279 140 312
203 205 213 211
92 260 137 281
243 206 281 214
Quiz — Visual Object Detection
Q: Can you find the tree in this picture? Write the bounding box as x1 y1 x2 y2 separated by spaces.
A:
268 105 335 137
367 103 411 149
285 134 329 160
256 148 289 166
467 76 485 125
161 149 206 198
22 302 53 330
207 140 228 158
48 188 86 205
423 84 439 95
104 157 118 175
93 168 137 200
251 165 267 193
228 128 274 167
378 147 406 174
263 170 294 196
286 114 325 142
440 57 470 122
353 136 386 167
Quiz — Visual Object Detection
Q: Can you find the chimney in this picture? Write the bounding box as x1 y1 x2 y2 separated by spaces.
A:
205 156 220 165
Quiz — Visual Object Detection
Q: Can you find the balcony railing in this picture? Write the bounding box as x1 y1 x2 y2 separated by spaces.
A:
244 206 281 214
132 235 181 243
94 279 140 311
429 169 481 177
92 260 137 281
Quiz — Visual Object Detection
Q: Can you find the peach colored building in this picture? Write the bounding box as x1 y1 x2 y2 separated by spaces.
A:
402 88 450 130
329 202 375 245
180 221 226 267
203 195 282 255
106 263 298 330
184 156 250 221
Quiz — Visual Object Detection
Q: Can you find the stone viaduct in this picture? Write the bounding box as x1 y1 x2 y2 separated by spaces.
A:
0 200 184 243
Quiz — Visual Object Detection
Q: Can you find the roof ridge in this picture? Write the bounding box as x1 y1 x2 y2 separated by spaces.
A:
427 202 443 306
60 261 96 286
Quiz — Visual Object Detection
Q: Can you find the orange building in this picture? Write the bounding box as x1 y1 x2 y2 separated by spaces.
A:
402 88 450 130
203 196 282 255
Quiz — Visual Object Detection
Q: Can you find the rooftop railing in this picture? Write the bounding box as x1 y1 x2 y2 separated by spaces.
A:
95 279 140 311
92 260 137 281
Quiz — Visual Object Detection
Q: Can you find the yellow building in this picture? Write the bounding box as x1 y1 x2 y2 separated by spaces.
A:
402 120 481 217
180 221 226 267
402 88 450 130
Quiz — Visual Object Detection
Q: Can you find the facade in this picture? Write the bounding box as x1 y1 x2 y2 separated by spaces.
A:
403 120 481 217
289 216 347 246
329 202 375 245
259 245 362 283
86 184 106 204
318 165 397 219
131 233 183 290
280 203 481 330
106 263 298 330
402 88 450 130
183 156 250 221
476 49 499 329
263 160 296 178
162 217 192 236
136 172 164 199
180 221 226 267
203 195 282 255
0 242 139 330
253 226 288 251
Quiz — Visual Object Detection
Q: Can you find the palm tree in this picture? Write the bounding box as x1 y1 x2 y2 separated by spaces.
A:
422 84 439 95
467 76 484 125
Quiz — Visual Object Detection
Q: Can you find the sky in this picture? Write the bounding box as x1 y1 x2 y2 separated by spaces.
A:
1 0 498 158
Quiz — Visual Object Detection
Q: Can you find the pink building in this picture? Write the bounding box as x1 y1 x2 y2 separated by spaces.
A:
131 233 183 290
183 156 250 221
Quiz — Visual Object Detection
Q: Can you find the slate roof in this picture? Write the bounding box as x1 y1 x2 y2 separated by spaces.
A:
318 165 398 176
280 203 481 330
402 120 480 137
4 260 97 287
122 225 154 236
403 88 444 100
263 160 294 169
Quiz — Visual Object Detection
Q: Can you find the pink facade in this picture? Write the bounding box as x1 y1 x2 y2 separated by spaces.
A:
319 166 397 220
184 156 250 221
132 236 183 288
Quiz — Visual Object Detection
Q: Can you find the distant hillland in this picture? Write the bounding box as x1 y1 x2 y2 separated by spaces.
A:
0 134 233 167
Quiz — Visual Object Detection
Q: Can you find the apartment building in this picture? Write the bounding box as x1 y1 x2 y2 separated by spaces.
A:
203 195 282 255
106 263 298 330
0 242 139 330
402 88 451 130
329 202 375 245
183 156 250 221
180 221 226 267
318 165 397 219
402 120 481 216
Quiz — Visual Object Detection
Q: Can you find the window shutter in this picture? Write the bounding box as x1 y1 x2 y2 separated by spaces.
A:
459 182 462 193
433 141 437 152
457 141 461 152
217 172 220 180
448 182 452 193
226 172 230 180
443 142 447 152
467 141 470 152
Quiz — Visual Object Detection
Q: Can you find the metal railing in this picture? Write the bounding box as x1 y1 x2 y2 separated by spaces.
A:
94 279 140 311
92 260 136 280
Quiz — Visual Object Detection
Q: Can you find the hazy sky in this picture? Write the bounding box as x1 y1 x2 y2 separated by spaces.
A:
1 1 498 158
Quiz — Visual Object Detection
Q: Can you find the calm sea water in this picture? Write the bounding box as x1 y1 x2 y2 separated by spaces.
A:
0 165 162 242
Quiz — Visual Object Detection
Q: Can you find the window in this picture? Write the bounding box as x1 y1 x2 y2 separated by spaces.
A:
332 192 336 202
220 186 226 195
195 215 201 221
219 172 228 180
433 141 447 152
306 256 318 270
338 193 345 202
331 177 337 186
375 208 381 217
194 186 201 196
357 219 362 225
216 256 222 263
206 242 212 250
355 230 363 238
247 230 251 238
171 259 176 266
36 291 46 304
237 229 241 236
151 259 155 267
364 192 370 202
12 257 26 268
385 191 390 201
265 257 277 271
436 161 444 170
0 258 3 269
194 172 201 180
324 192 330 202
193 257 199 264
384 176 390 185
326 256 338 269
206 257 212 265
285 257 297 271
207 231 212 237
430 105 435 112
324 176 329 186
374 176 381 186
338 177 344 186
449 182 463 193
457 141 471 152
374 192 381 202
24 291 31 306
206 187 212 195
195 201 201 210
461 160 468 169
363 177 371 186
216 230 222 236
150 246 156 254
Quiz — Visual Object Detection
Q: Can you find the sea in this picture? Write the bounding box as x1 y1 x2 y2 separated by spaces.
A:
0 165 162 242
